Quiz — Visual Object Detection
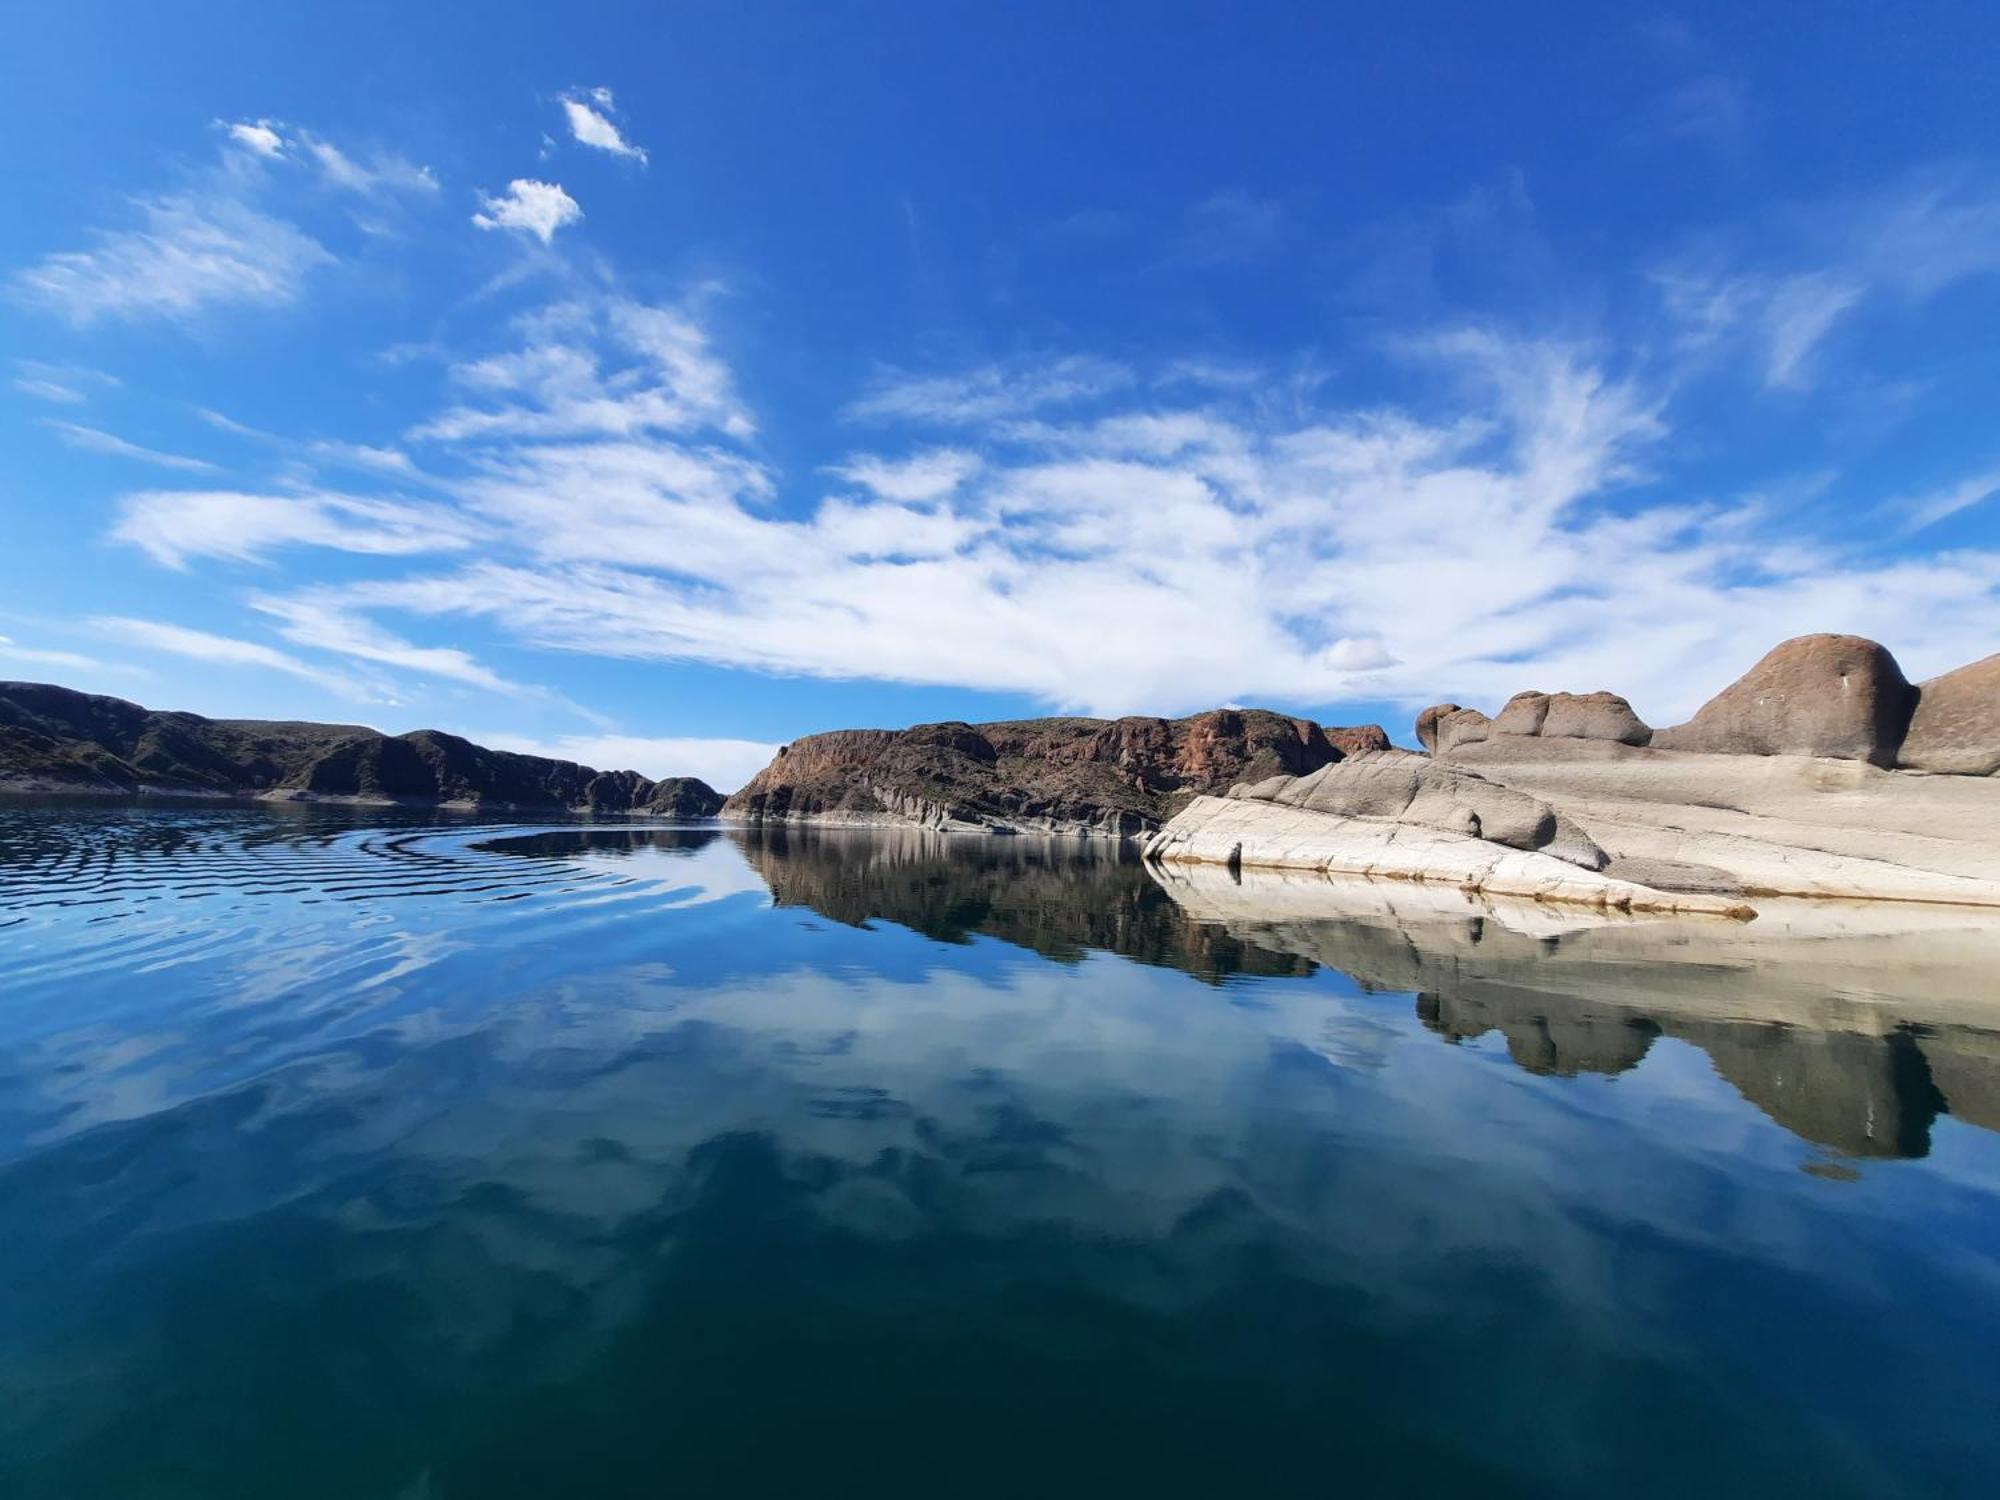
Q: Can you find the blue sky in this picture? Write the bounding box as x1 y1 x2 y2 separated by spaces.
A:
4 1 1999 788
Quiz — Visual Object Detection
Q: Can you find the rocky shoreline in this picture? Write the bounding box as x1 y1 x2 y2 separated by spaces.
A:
1147 635 2000 916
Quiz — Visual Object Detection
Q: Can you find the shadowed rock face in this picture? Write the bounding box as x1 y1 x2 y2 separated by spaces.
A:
0 681 722 814
1652 634 1916 767
725 709 1341 835
1901 652 2000 776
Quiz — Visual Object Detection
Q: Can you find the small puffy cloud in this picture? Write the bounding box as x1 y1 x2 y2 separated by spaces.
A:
561 90 648 163
472 179 582 244
223 118 286 158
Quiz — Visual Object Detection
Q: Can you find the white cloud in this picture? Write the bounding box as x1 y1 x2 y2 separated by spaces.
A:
0 635 126 676
43 420 219 473
560 92 648 163
1657 171 2000 393
251 594 530 696
250 300 2000 727
223 118 286 158
481 732 778 792
111 489 476 569
296 132 437 197
829 448 981 502
13 360 119 402
1897 466 2000 533
412 296 752 443
846 356 1133 424
12 192 331 326
89 616 372 698
472 179 581 244
307 440 420 476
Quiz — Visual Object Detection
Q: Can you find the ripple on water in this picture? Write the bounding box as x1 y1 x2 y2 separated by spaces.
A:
0 807 729 993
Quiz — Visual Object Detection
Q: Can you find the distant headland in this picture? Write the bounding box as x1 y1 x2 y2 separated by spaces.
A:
0 681 722 816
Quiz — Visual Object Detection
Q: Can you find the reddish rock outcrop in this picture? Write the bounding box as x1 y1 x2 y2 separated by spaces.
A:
725 708 1340 835
1324 723 1393 756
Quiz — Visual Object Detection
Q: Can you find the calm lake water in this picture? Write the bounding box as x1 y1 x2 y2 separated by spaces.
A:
2 803 1998 1498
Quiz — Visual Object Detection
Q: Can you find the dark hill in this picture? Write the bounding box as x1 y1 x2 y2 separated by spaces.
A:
0 682 722 815
725 708 1376 835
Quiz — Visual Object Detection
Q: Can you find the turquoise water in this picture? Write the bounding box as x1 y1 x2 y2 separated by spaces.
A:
1 804 1998 1498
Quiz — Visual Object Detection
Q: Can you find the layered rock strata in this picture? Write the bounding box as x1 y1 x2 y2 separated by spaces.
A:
725 709 1343 836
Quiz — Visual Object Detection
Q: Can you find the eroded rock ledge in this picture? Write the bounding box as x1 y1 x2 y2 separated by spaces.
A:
1148 634 2000 914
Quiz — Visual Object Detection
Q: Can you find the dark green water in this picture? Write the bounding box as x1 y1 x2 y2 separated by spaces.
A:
2 804 1998 1498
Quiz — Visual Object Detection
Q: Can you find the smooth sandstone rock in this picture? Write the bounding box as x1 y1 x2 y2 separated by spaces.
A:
1440 738 2000 905
1491 691 1551 737
1651 633 1915 767
1900 652 2000 776
1262 749 1606 869
1433 706 1492 754
1415 704 1460 755
1144 795 1751 916
1540 690 1652 744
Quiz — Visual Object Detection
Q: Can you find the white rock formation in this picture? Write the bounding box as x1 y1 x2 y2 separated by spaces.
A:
1144 793 1755 917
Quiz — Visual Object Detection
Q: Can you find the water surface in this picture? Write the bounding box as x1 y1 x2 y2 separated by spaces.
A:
2 803 1998 1498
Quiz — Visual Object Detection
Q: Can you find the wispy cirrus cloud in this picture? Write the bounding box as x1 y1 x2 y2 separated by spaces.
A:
43 420 219 473
12 192 332 327
0 634 132 678
111 489 477 569
11 361 119 406
1896 466 2000 534
250 594 527 695
12 116 437 328
1656 169 2000 392
845 355 1133 425
88 616 377 699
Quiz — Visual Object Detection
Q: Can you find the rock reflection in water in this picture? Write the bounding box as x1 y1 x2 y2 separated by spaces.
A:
4 809 2000 1496
1145 860 2000 1159
730 824 1314 982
